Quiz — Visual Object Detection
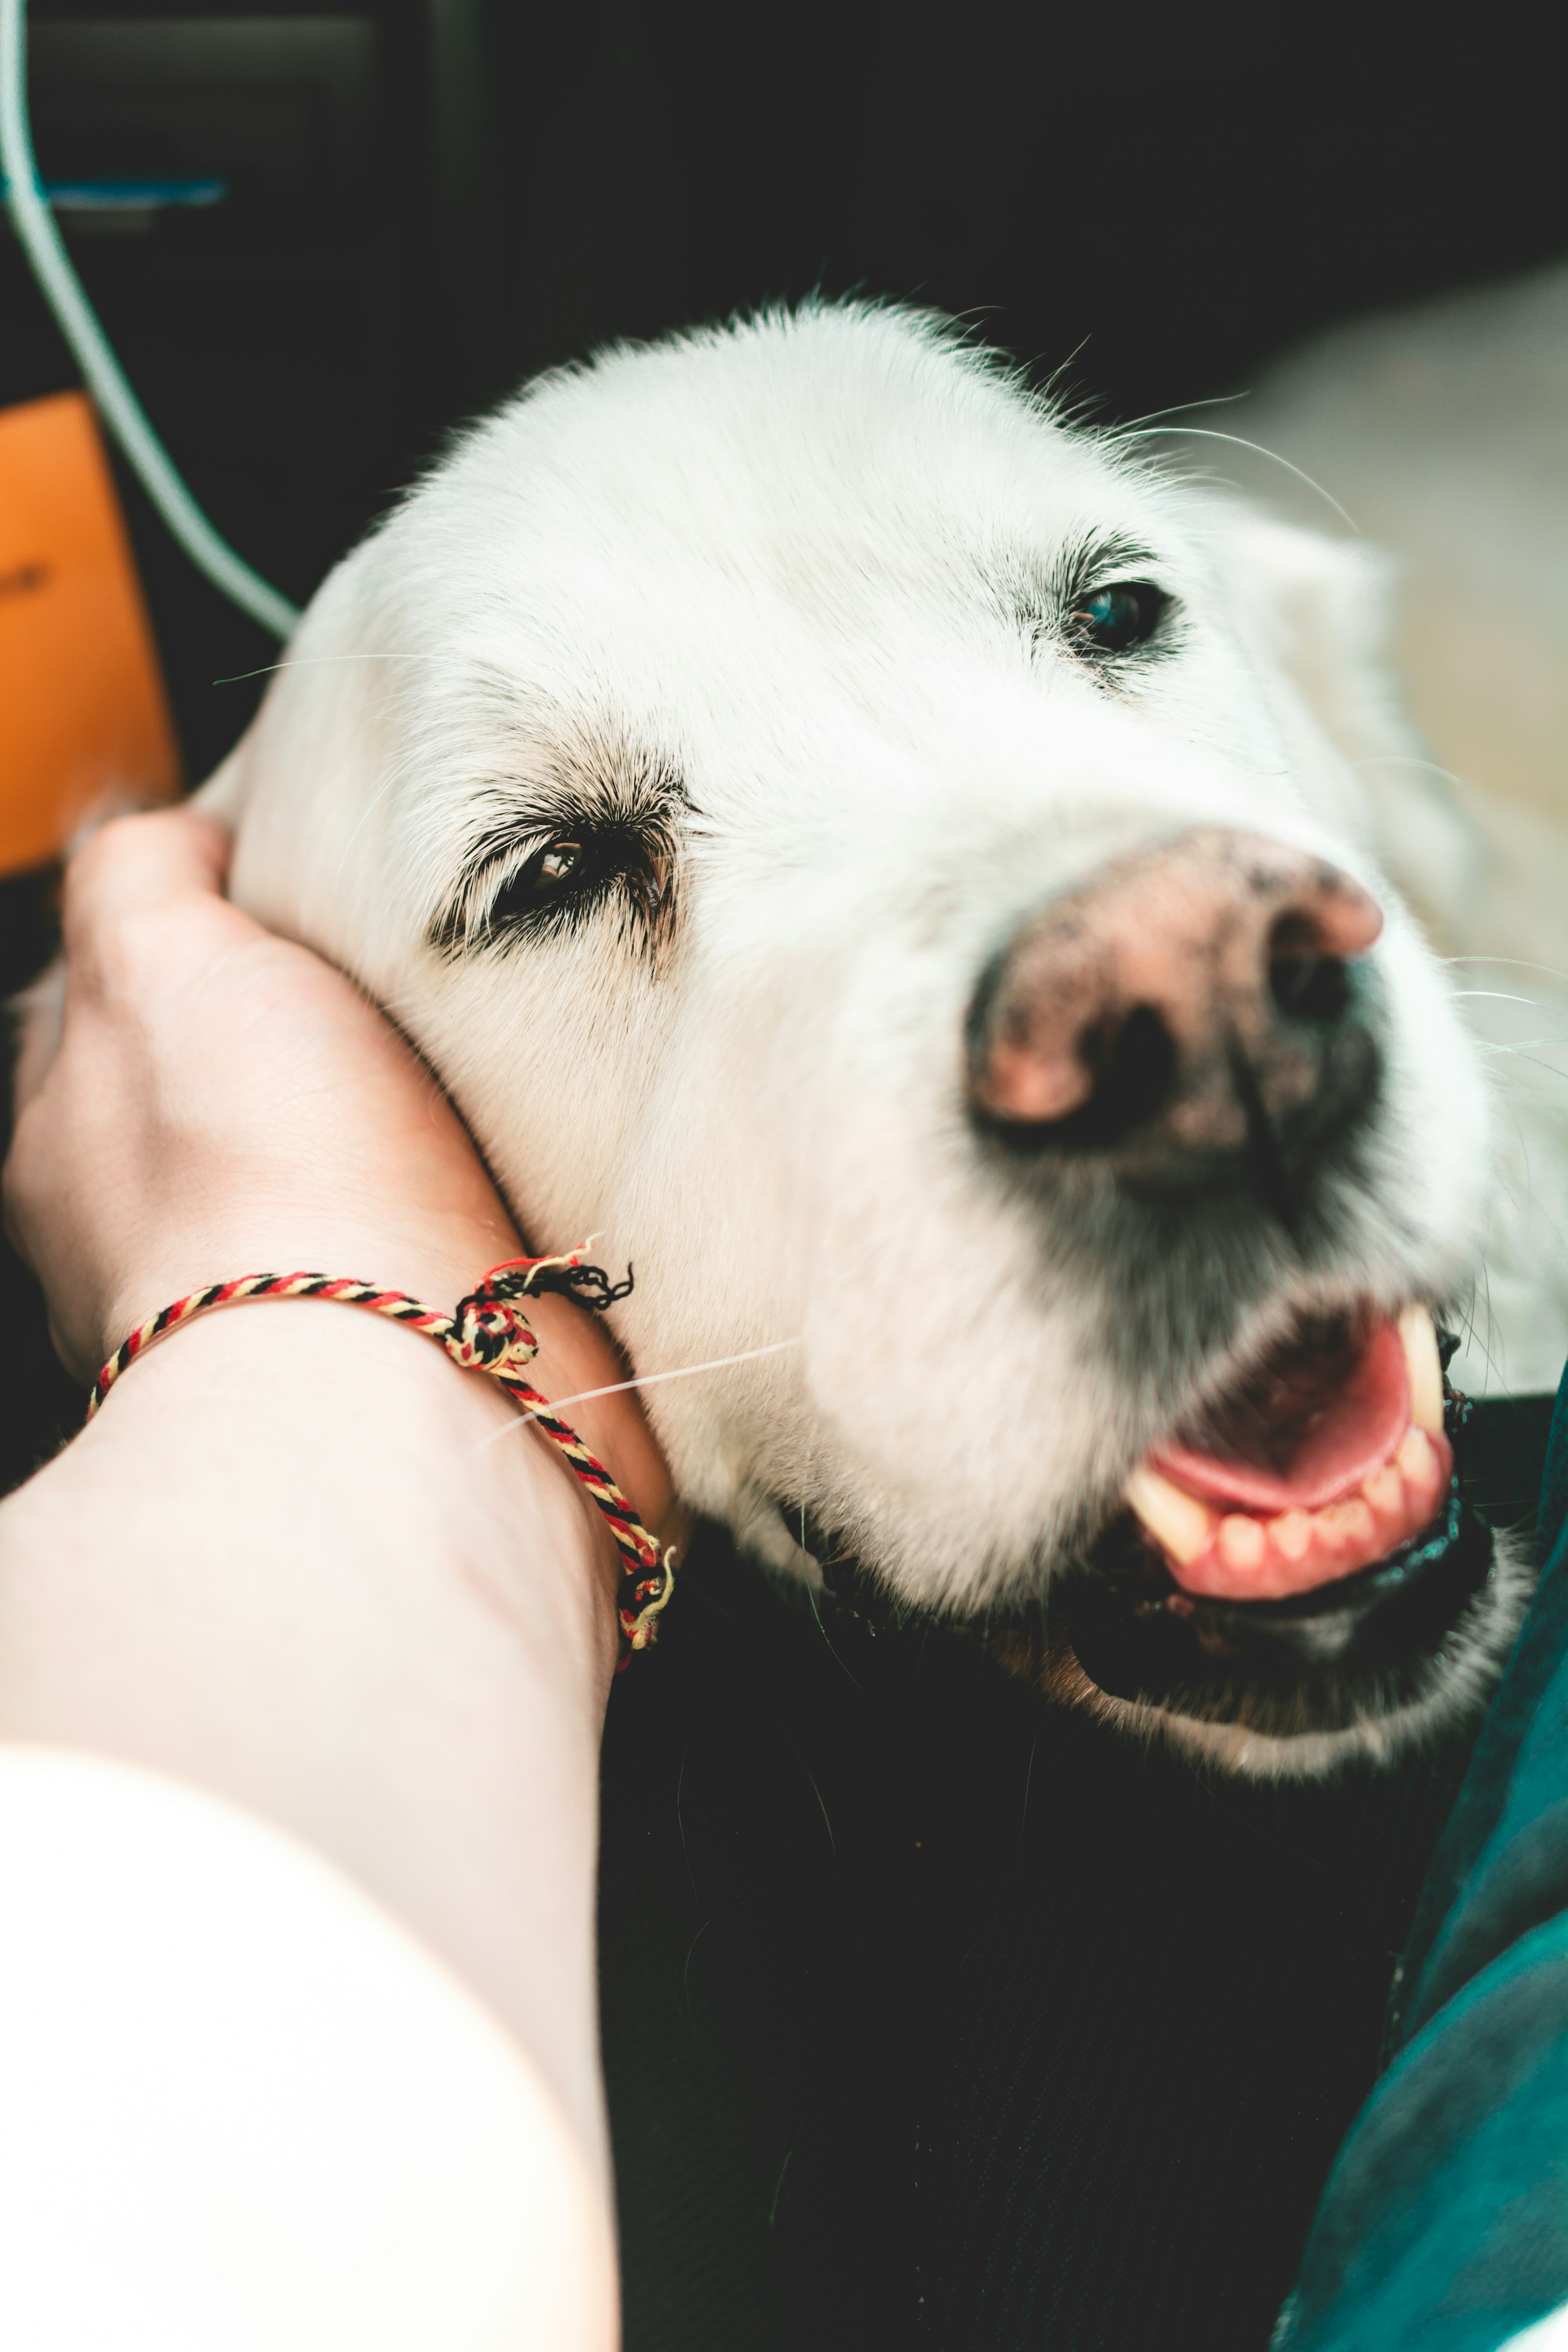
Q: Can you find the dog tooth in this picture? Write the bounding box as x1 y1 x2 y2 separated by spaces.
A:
1329 1497 1377 1556
1363 1462 1405 1526
1218 1513 1266 1570
1397 1304 1446 1438
1124 1465 1218 1566
1269 1510 1314 1565
1396 1424 1447 1523
1395 1424 1435 1483
1314 1501 1352 1551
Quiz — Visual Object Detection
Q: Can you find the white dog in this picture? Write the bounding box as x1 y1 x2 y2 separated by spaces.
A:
205 302 1525 1773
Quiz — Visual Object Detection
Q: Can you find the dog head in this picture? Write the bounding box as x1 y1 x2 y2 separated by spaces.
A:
216 304 1518 1772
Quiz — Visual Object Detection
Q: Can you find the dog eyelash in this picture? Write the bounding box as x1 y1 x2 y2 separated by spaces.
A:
1005 532 1184 680
1058 534 1178 663
430 813 676 959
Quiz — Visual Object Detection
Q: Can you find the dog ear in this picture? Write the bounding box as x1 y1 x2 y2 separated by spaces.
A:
1212 509 1478 943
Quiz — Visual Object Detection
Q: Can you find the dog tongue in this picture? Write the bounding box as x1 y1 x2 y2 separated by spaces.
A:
1152 1316 1410 1516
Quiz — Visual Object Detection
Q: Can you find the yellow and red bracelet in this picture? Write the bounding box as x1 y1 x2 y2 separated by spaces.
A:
88 1247 675 1660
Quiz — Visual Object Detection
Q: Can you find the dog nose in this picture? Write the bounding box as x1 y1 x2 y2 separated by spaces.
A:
967 829 1384 1192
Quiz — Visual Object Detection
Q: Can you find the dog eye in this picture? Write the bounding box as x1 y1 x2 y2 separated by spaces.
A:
1070 581 1169 657
488 835 593 924
432 767 686 961
458 819 675 953
538 839 583 884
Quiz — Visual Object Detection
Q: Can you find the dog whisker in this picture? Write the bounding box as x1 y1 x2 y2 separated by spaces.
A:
1443 956 1568 985
1463 1264 1506 1388
1353 750 1472 793
1482 1048 1568 1080
785 1735 837 1854
332 757 417 884
1105 389 1253 439
212 653 415 687
767 2144 797 2232
808 1585 866 1690
1018 1725 1041 1842
1119 424 1358 532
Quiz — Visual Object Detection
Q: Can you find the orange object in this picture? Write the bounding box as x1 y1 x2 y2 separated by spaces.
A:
0 389 180 877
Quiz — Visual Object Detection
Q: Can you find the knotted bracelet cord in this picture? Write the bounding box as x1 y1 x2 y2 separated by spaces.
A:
87 1248 675 1658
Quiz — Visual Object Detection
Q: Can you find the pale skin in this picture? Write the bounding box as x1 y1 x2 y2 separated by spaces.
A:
0 807 673 2343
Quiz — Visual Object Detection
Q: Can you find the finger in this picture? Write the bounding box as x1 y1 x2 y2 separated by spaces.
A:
60 808 234 964
9 961 67 1119
0 1092 66 1301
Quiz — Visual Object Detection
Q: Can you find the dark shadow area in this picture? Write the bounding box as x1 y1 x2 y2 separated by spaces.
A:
600 1397 1555 2351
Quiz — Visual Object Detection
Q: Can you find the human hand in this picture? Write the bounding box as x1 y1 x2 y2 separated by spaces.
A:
3 807 671 1542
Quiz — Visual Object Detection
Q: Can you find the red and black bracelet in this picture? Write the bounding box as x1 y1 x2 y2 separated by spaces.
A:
89 1247 675 1660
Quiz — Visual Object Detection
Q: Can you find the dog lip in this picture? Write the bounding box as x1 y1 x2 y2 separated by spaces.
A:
1052 1464 1497 1743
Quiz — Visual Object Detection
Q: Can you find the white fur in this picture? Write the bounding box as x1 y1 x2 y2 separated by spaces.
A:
206 303 1494 1642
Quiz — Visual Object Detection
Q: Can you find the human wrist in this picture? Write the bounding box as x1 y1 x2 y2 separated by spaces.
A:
88 1211 672 1581
92 1209 521 1388
78 1276 626 1681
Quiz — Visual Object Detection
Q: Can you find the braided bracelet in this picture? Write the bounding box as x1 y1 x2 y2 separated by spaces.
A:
88 1247 676 1660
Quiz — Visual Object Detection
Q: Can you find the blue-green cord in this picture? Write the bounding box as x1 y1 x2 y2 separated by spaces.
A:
0 0 299 641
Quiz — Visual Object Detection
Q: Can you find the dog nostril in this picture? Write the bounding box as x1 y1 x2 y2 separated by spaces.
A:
1067 1003 1178 1145
1268 913 1351 1025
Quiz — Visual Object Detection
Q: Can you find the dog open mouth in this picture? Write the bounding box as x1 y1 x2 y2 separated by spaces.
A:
1039 1305 1504 1762
1124 1305 1449 1604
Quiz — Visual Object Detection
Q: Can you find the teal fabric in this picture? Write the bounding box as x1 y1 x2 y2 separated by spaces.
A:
1276 1369 1568 2350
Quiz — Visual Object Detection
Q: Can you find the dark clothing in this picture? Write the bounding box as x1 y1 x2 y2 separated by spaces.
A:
597 1394 1557 2350
1276 1369 1568 2351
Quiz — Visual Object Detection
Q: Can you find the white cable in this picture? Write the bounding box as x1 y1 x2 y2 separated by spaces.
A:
0 0 299 640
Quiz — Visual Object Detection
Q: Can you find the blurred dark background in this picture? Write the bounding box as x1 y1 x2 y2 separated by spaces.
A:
6 3 1568 795
3 16 1566 2349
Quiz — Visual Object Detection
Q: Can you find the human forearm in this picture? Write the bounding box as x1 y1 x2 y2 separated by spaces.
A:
0 1294 617 2169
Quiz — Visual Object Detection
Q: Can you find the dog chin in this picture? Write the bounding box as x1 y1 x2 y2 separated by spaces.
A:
1020 1528 1530 1779
1004 1520 1526 1779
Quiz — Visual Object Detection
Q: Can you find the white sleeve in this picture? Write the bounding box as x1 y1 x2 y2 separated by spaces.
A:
1507 2309 1568 2350
0 1748 617 2352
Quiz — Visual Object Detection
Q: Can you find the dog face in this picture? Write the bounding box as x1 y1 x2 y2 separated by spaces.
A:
219 305 1519 1772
